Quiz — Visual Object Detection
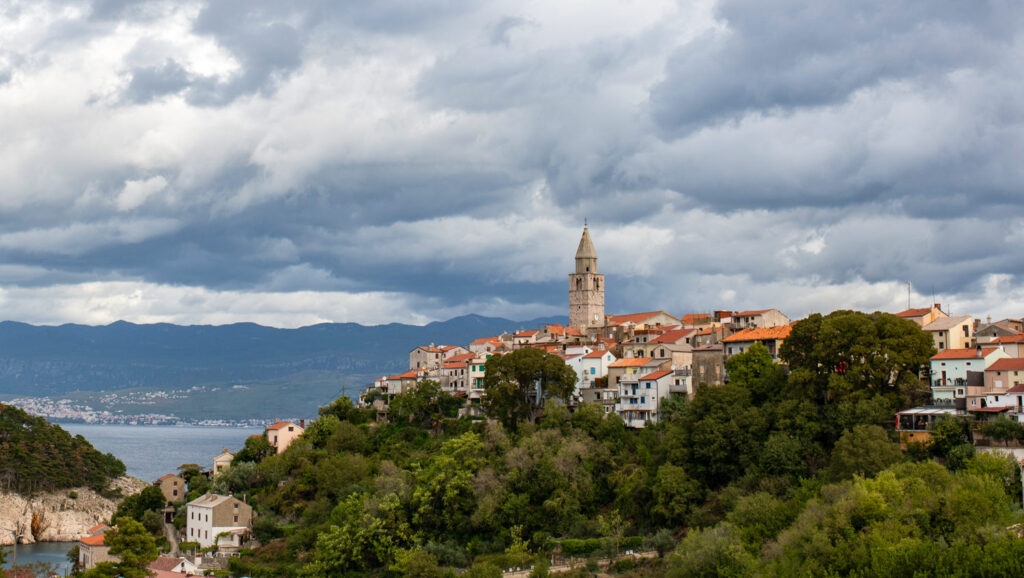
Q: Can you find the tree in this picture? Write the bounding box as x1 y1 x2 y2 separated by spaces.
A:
483 348 579 431
389 380 463 429
104 517 159 578
233 433 275 464
725 342 788 404
113 485 167 524
780 311 934 410
827 425 902 481
981 417 1024 447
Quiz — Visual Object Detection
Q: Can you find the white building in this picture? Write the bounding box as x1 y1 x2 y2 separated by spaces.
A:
616 369 675 428
930 347 1009 403
580 350 617 389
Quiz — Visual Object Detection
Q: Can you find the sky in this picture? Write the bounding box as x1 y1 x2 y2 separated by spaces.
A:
1 0 1023 328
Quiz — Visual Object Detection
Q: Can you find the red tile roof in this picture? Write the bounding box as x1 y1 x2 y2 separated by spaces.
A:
735 309 771 317
149 557 184 571
681 313 712 325
930 348 998 360
639 369 673 381
447 352 476 362
1008 384 1024 393
896 307 933 318
415 345 442 353
608 357 655 368
442 362 467 369
266 421 296 431
80 533 107 546
992 335 1024 344
387 369 422 380
470 337 500 345
87 524 110 534
722 325 793 343
969 406 1014 413
650 329 695 344
986 358 1024 372
583 350 611 359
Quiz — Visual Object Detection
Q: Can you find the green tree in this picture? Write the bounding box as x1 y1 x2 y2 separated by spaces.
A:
319 395 372 425
389 380 463 429
113 485 167 524
105 517 159 578
725 342 788 403
981 416 1024 447
484 348 581 431
828 425 902 481
233 433 275 464
781 311 934 411
651 464 702 526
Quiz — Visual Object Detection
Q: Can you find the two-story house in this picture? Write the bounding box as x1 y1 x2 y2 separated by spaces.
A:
266 420 304 454
617 369 675 428
722 325 793 361
153 473 186 505
580 350 617 389
730 309 790 330
930 347 1009 404
185 493 253 550
923 315 974 351
895 304 947 327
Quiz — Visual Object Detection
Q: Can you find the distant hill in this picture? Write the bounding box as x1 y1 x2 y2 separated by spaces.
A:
0 314 568 396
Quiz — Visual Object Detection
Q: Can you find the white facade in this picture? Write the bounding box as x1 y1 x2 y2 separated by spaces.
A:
185 494 252 549
930 348 1009 402
616 370 675 428
580 350 617 389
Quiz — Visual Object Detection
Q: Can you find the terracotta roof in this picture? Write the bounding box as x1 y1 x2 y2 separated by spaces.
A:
387 370 422 380
896 307 934 318
415 345 442 353
969 406 1014 413
650 329 695 344
583 350 611 359
446 352 476 362
1008 384 1024 393
470 336 499 345
722 325 793 343
694 327 720 336
735 309 771 317
565 327 583 336
930 348 998 360
442 362 467 369
639 369 673 381
266 421 299 431
608 357 655 368
681 313 712 325
514 330 538 337
155 474 179 482
87 524 110 534
987 359 1024 372
80 533 106 546
992 335 1024 344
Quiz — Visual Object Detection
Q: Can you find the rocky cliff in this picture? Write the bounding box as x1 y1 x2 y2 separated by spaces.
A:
0 476 148 544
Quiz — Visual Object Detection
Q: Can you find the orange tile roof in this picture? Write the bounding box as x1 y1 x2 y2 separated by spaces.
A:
608 357 655 368
515 330 538 337
149 557 184 572
565 327 583 336
80 534 107 546
87 524 110 534
415 345 442 353
266 421 295 431
447 352 476 362
639 369 673 381
584 350 611 359
155 474 179 482
930 347 998 360
735 309 771 317
681 313 712 325
470 336 500 345
722 325 792 342
896 307 933 318
986 358 1024 371
650 329 695 344
442 362 467 369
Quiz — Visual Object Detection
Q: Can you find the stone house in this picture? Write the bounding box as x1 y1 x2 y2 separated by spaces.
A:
212 449 234 476
692 344 726 386
153 473 186 505
409 345 444 370
730 309 790 330
78 525 116 570
185 493 253 550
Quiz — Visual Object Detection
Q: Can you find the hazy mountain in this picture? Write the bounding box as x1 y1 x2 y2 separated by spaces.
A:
0 314 568 396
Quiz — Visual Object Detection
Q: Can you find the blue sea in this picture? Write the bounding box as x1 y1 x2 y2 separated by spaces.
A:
60 423 264 484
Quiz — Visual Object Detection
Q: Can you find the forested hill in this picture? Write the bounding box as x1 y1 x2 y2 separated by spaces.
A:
0 314 567 396
0 404 125 494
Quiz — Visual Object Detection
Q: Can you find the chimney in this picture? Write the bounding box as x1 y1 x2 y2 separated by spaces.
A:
988 315 992 325
299 419 305 428
977 345 983 357
934 303 941 312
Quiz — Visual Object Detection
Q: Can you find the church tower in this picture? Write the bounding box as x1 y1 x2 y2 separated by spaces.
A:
569 224 605 329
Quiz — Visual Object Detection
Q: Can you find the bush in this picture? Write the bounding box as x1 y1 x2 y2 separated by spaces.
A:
611 557 636 572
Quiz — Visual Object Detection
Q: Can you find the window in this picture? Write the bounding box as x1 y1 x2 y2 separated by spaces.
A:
939 342 944 349
590 368 595 375
234 515 239 523
646 383 651 389
288 426 294 432
173 490 178 496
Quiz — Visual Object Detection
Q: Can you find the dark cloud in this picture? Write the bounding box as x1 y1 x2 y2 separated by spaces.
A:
122 60 191 103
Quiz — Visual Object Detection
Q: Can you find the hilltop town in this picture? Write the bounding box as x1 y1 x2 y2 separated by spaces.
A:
364 225 1024 436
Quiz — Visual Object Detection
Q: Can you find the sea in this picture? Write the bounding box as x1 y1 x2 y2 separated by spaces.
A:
2 424 263 575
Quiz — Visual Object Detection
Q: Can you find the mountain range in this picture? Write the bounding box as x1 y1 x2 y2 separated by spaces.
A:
0 314 568 397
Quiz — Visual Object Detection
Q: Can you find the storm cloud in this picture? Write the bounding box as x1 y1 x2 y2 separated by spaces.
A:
0 0 1022 327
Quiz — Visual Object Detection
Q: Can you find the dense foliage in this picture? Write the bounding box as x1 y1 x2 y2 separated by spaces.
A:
0 404 125 494
164 311 1024 576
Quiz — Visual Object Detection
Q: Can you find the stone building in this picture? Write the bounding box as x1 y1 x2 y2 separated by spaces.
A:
569 225 605 329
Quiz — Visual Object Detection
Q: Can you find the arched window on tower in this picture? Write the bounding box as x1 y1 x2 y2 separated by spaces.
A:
595 279 600 290
576 278 582 290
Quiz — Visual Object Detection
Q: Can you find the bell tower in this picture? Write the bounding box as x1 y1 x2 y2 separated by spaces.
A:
569 224 605 329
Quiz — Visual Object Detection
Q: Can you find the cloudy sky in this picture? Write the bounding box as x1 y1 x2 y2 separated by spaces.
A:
1 0 1023 327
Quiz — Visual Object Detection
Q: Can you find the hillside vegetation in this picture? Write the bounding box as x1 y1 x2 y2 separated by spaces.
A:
117 311 1024 577
0 404 125 495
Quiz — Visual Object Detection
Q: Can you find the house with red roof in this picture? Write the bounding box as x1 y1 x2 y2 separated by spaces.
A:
990 334 1024 358
976 321 1022 345
606 311 681 329
722 325 793 361
973 358 1024 412
79 526 116 570
147 556 200 577
153 473 186 505
469 336 502 354
929 347 1009 404
580 350 617 389
922 314 974 351
617 369 676 428
895 304 947 327
607 357 668 388
265 420 304 454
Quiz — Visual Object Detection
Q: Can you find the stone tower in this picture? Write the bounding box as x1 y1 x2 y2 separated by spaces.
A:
569 224 605 329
